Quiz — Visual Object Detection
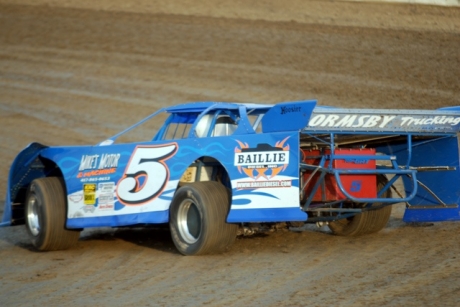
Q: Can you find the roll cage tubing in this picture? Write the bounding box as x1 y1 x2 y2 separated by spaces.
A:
299 131 457 218
101 102 271 144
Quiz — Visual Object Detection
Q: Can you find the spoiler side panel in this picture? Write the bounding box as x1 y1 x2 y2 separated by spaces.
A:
378 136 460 222
261 100 316 133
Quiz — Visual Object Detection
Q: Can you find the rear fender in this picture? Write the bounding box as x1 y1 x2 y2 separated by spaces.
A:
226 131 307 222
403 136 460 222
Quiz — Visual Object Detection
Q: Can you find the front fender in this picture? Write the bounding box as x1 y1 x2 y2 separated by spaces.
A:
1 142 48 226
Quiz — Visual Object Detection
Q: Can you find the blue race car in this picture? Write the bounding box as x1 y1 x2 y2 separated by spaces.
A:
2 100 460 255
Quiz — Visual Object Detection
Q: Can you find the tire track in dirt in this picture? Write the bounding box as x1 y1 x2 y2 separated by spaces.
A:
0 3 459 307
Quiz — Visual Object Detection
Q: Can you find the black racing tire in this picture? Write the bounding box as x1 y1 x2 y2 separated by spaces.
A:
169 181 237 255
328 175 392 236
25 177 80 251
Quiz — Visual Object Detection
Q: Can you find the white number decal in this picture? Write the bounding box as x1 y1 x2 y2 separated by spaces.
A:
117 144 177 205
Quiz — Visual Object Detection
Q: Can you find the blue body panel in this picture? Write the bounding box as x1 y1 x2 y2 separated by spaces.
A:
1 102 279 227
16 131 305 228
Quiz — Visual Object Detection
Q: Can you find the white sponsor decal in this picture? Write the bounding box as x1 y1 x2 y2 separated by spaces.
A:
309 114 460 128
98 203 114 210
236 180 292 189
309 114 395 128
79 153 121 171
400 116 460 126
68 193 83 203
98 193 115 210
99 194 114 203
98 182 115 193
234 151 289 166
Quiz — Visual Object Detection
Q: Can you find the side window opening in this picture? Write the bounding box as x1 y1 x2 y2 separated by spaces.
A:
212 115 237 136
195 114 213 138
195 110 239 138
161 113 197 140
163 123 193 140
247 113 264 133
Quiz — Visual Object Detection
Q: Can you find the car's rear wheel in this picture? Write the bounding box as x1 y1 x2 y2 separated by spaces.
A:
328 175 392 236
169 181 237 255
25 177 80 251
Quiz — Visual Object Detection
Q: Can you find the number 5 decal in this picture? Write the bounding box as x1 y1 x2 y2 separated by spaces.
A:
117 144 177 205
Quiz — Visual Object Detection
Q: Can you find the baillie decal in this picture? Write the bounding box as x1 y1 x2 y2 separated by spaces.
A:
234 137 292 189
77 153 120 179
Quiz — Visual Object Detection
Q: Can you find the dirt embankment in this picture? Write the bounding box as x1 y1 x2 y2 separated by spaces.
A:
0 1 459 306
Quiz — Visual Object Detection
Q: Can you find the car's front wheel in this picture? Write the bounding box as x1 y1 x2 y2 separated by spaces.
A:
25 177 80 251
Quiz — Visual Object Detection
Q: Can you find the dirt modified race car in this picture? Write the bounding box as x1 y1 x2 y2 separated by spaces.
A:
2 101 460 255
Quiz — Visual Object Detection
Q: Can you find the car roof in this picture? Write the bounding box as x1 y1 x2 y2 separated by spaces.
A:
164 101 273 113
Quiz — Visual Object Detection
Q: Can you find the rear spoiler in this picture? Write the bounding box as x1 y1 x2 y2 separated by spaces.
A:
300 106 460 224
303 107 460 134
261 100 316 133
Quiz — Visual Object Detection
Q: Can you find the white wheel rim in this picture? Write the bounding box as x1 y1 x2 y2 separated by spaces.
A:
177 199 201 244
27 194 40 236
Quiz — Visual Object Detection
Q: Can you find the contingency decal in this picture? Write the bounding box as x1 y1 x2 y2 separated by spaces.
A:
83 183 96 206
98 182 116 210
234 137 292 189
68 151 122 212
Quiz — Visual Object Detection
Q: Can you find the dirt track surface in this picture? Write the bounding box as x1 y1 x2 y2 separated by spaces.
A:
0 1 459 306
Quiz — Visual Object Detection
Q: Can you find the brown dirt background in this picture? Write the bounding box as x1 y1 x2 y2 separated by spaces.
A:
0 1 459 306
